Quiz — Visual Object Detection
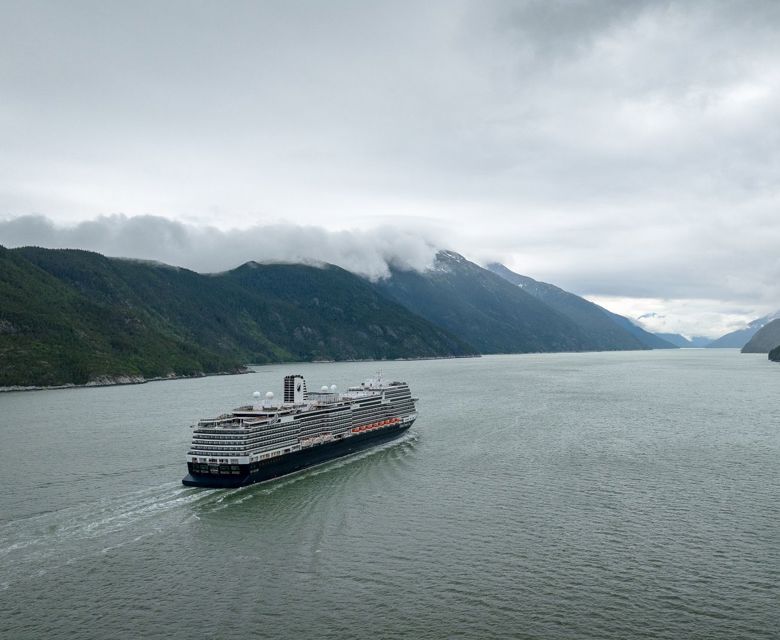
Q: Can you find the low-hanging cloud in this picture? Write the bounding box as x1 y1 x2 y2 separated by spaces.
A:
0 214 440 280
2 1 780 336
1 212 777 338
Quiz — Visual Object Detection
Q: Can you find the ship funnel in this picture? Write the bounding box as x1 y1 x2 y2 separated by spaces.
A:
284 374 307 405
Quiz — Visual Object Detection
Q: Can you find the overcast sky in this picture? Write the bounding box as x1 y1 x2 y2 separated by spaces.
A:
2 0 779 337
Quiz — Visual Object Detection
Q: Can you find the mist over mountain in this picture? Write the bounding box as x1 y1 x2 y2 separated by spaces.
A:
4 243 761 388
707 311 780 349
742 318 780 354
0 214 440 280
376 252 622 354
2 214 775 340
0 246 474 387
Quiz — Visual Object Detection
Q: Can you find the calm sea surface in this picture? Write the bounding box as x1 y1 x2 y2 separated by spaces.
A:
1 350 778 639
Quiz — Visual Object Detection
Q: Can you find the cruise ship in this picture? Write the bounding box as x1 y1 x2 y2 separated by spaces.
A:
182 374 417 488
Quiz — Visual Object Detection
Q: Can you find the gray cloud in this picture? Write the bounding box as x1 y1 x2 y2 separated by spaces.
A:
1 1 779 334
0 214 439 279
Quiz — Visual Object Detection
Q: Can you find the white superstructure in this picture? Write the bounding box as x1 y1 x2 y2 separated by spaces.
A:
187 374 417 477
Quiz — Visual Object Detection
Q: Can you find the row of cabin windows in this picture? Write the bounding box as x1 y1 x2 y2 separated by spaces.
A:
194 413 407 451
191 440 295 455
190 463 242 475
193 409 402 452
191 434 291 445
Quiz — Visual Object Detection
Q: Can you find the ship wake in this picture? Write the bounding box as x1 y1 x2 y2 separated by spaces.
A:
0 431 418 592
0 483 220 591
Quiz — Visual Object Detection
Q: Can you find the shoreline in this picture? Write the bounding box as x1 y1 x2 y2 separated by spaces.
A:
0 354 481 393
0 368 253 393
5 351 758 393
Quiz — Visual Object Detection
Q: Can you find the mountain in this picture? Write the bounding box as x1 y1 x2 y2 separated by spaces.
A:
0 246 240 387
0 246 475 387
486 263 648 351
376 251 620 354
770 345 780 362
218 261 474 360
487 263 676 350
707 311 780 348
654 333 711 348
1 245 695 388
599 312 678 349
742 318 780 353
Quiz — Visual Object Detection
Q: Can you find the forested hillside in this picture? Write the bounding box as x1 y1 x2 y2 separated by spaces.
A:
0 246 475 386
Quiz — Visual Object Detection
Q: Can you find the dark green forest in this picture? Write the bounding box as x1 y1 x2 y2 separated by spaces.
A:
0 246 474 386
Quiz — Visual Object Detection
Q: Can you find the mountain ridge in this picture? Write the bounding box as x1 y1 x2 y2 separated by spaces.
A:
742 318 780 353
377 252 649 354
1 246 707 388
0 246 476 387
654 333 711 348
707 311 780 349
487 263 677 350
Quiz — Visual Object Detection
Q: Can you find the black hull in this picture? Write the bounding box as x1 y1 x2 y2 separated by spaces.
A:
182 421 413 488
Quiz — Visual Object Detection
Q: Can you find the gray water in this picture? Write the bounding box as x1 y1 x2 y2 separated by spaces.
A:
1 350 778 639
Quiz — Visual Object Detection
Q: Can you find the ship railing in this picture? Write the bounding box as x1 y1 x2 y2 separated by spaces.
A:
241 418 270 427
198 415 241 426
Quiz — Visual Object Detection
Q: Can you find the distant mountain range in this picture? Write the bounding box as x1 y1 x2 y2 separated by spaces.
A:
742 318 780 353
706 311 780 348
654 333 712 348
594 310 678 349
0 246 691 387
377 252 612 354
486 263 677 350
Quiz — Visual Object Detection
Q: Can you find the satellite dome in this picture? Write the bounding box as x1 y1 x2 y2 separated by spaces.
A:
321 385 329 392
265 391 274 399
252 391 261 399
330 384 337 392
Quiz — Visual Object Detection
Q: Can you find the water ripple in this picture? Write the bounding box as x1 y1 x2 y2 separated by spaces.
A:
1 352 779 639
